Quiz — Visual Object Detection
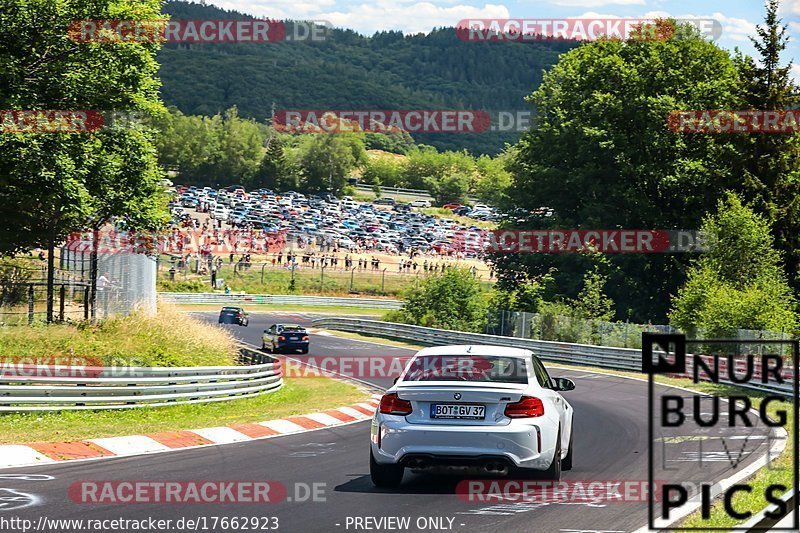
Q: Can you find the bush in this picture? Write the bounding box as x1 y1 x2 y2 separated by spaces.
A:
395 268 487 332
157 279 207 292
670 195 797 337
0 258 33 306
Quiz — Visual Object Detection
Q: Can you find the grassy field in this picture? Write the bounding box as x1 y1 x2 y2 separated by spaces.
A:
0 377 369 444
0 303 238 367
158 261 423 297
158 257 494 298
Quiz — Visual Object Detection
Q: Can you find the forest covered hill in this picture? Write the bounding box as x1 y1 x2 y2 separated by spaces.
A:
158 1 577 154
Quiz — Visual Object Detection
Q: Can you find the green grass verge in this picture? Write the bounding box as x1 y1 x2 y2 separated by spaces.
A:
0 377 369 444
0 305 238 367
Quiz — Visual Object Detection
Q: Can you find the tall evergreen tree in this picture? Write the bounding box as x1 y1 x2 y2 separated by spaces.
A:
250 135 290 190
734 0 800 286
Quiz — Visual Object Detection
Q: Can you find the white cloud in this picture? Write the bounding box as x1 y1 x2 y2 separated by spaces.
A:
781 0 800 17
211 1 510 34
707 12 756 43
543 0 644 6
545 0 644 7
791 63 800 83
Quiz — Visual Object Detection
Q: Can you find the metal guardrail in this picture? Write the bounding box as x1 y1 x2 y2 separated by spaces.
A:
310 318 796 397
159 292 403 309
355 184 480 204
0 347 283 411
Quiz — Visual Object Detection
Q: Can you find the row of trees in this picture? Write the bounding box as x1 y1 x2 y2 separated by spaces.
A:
491 4 800 332
361 147 512 205
154 107 512 203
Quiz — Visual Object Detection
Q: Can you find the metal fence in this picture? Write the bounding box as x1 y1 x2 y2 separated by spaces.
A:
0 259 90 325
311 317 795 397
159 292 403 309
487 309 792 351
0 347 283 411
61 241 157 318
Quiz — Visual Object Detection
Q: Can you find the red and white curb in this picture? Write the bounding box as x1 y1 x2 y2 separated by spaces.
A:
0 397 381 469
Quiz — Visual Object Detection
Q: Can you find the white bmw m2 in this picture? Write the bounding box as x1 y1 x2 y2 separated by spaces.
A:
370 345 575 487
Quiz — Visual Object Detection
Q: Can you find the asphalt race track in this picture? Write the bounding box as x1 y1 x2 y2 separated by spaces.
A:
0 312 776 533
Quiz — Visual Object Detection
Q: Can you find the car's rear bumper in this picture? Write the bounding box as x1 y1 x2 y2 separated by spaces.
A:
370 417 554 470
277 341 309 349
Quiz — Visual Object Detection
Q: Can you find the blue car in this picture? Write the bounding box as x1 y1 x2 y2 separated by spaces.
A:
262 324 310 354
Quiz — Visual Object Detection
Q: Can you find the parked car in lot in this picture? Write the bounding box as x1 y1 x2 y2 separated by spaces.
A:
373 197 396 205
218 306 249 326
262 324 310 353
408 199 431 208
369 345 575 487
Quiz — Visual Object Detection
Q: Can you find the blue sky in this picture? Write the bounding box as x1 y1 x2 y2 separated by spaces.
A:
208 0 800 79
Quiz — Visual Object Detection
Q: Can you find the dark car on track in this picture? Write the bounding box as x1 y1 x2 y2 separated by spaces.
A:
262 324 310 353
218 306 249 326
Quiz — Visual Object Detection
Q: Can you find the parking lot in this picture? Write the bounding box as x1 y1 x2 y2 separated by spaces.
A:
168 186 502 267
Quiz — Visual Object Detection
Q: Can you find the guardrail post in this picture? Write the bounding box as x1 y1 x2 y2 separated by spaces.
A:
59 285 65 321
83 286 89 320
261 263 267 285
381 268 387 294
27 284 34 325
320 266 325 291
350 267 356 292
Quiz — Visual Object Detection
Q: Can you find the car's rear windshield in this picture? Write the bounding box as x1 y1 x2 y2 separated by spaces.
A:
281 327 305 333
221 307 239 312
401 355 528 384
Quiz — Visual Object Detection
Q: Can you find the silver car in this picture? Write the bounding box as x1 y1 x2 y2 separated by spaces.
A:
370 345 575 487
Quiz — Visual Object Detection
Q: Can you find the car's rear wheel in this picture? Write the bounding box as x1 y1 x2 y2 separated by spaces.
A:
370 450 404 488
562 425 574 471
543 428 562 480
301 347 309 354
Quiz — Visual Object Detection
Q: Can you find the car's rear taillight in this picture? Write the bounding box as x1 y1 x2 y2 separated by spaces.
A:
277 336 285 341
379 393 412 415
302 335 309 340
504 396 545 418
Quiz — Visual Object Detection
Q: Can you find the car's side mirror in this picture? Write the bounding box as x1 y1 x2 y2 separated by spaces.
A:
393 377 399 384
553 377 575 391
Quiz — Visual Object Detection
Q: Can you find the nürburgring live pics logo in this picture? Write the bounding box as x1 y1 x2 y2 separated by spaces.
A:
643 333 799 530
